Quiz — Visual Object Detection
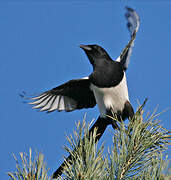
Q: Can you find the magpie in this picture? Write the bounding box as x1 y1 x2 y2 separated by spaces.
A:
27 7 140 130
24 7 140 178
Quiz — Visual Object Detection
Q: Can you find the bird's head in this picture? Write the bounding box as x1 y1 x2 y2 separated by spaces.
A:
80 44 112 66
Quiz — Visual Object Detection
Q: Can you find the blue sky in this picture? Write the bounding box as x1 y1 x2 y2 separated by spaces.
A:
0 1 171 179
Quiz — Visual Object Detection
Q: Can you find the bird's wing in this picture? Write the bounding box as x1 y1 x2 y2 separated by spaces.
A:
116 6 140 71
27 78 96 112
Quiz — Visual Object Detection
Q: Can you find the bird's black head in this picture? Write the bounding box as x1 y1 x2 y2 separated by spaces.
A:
80 44 112 66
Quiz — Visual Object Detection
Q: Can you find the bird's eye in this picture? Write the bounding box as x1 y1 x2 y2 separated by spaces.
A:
94 45 99 50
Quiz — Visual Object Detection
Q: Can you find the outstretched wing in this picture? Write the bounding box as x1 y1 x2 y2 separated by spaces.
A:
27 78 96 113
116 6 140 71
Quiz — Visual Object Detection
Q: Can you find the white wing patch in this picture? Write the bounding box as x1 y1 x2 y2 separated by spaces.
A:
39 96 56 111
29 93 76 112
58 96 65 111
30 95 52 108
48 96 59 112
82 76 89 80
28 76 91 112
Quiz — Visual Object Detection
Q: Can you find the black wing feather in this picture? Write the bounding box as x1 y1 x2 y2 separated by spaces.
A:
28 78 96 112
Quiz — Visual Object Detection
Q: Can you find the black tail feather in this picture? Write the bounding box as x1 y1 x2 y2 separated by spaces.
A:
52 116 109 179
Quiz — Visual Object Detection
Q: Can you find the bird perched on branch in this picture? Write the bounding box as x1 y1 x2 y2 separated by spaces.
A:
24 7 139 130
22 7 140 178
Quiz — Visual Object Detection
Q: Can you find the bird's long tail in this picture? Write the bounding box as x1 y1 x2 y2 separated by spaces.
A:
52 116 109 179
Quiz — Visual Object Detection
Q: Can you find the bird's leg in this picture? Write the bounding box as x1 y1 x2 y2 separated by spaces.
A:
111 119 120 130
106 109 120 130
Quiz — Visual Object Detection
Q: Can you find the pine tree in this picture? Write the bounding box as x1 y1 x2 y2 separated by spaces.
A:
8 102 171 180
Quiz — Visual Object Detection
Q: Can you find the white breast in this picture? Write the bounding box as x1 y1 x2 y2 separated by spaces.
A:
90 73 129 117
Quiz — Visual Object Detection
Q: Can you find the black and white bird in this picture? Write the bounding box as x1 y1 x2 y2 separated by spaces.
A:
23 7 140 178
26 7 140 130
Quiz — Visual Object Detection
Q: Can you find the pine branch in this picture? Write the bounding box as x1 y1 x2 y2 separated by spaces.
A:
62 119 107 179
52 115 110 178
61 105 171 179
8 103 171 179
8 148 50 180
106 108 171 179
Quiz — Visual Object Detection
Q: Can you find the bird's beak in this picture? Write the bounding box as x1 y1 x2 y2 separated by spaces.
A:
79 44 92 51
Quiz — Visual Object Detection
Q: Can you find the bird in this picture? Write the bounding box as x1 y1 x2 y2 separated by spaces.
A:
22 7 140 178
53 7 140 178
26 7 139 130
21 6 140 148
